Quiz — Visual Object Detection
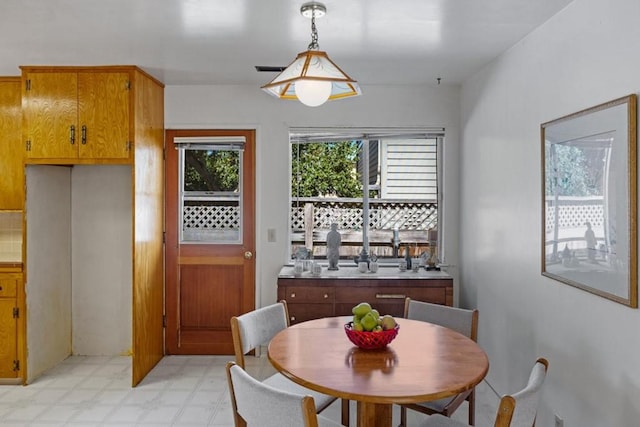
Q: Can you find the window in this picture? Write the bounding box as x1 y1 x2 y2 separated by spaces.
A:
176 136 244 243
289 128 443 263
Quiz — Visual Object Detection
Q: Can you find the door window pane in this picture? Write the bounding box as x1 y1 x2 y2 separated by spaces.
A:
180 148 242 243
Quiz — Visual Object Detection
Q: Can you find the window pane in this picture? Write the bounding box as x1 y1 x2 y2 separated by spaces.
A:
180 148 242 243
290 134 439 262
184 150 239 192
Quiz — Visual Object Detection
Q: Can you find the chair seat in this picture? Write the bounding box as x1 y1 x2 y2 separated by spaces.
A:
263 372 335 412
420 414 467 427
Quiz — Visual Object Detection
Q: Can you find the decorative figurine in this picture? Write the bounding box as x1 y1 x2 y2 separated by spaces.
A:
404 245 412 270
327 223 341 270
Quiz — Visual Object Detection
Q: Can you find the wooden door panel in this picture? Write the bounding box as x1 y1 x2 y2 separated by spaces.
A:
176 264 244 354
23 72 77 158
131 69 165 386
78 72 130 159
179 264 243 329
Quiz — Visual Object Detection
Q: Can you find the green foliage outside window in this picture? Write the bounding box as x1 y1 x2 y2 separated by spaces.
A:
185 150 239 192
291 141 362 197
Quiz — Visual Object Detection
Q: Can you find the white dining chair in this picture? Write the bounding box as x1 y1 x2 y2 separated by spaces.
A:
419 358 549 427
230 301 349 425
227 361 345 427
399 298 479 426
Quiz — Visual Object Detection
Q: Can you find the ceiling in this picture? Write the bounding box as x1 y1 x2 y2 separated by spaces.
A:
0 0 574 86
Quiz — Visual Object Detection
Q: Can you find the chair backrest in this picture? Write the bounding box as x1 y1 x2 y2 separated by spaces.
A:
226 361 319 427
230 300 290 368
494 358 549 427
404 298 478 341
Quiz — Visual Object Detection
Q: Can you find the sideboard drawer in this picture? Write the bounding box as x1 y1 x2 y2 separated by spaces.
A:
288 303 334 324
281 286 334 303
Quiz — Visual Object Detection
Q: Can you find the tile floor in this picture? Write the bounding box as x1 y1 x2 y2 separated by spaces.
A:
0 355 499 426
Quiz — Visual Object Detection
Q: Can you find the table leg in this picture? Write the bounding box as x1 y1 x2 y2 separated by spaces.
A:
356 401 392 427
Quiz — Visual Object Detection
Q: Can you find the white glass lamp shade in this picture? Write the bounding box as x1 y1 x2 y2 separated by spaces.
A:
295 79 332 106
261 50 361 106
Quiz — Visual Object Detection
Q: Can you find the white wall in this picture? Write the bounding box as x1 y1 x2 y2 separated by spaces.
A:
26 166 72 382
72 165 132 355
165 83 462 306
460 0 640 425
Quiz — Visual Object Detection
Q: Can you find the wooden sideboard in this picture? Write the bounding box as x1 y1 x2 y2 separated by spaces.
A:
277 266 453 324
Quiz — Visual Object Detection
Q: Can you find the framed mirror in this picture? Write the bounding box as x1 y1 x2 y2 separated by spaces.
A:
541 94 637 307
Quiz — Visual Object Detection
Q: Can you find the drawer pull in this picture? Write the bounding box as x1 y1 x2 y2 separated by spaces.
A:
376 293 406 299
0 286 2 291
290 292 296 298
290 316 296 321
323 294 329 299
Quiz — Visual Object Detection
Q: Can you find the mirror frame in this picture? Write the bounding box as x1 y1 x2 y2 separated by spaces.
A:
541 94 637 307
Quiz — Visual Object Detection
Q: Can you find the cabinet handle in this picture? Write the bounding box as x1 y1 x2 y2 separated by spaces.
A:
376 293 406 299
290 292 296 298
81 125 87 145
70 125 75 145
290 316 296 321
0 286 2 291
323 294 329 299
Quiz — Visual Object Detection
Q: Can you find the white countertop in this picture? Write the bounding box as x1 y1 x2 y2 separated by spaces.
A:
278 264 452 280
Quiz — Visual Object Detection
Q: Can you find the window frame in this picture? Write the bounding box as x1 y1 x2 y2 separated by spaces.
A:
288 127 444 264
175 136 245 244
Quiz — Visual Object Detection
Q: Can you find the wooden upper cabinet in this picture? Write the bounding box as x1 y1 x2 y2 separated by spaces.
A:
77 72 130 159
22 72 78 159
21 67 132 162
0 77 23 210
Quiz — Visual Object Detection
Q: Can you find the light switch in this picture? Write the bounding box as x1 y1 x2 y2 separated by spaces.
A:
267 228 276 242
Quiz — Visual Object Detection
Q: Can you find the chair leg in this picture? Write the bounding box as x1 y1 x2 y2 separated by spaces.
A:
468 389 476 426
341 399 350 426
399 406 407 427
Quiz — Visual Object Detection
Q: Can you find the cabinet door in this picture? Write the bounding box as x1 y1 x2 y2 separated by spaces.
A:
0 298 17 378
78 72 130 159
23 72 78 158
0 78 23 209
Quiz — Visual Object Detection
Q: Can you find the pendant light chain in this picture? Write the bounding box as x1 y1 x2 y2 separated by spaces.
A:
308 13 320 50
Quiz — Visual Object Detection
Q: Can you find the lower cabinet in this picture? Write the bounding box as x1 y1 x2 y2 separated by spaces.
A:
277 271 453 325
0 273 21 379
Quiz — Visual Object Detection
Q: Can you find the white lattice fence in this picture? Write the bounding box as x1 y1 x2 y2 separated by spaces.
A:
291 200 437 231
313 207 363 229
184 206 239 230
371 205 436 230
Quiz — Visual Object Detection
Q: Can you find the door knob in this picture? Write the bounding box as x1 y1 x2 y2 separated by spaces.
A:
244 251 254 259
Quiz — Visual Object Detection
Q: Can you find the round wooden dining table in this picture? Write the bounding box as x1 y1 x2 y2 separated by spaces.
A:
268 316 489 427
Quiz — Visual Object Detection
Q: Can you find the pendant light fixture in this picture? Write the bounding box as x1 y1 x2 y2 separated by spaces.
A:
261 2 361 107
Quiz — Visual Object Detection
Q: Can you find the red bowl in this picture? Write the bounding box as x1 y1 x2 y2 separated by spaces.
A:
344 322 400 349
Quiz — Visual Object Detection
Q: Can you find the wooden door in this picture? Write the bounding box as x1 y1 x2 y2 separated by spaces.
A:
165 129 255 354
0 77 23 210
23 72 77 159
78 72 130 159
